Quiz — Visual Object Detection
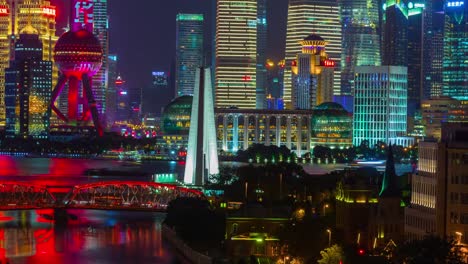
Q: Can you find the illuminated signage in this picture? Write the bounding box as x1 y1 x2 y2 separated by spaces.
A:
322 60 335 67
0 7 8 15
72 63 99 73
447 1 464 7
242 75 252 81
152 71 165 76
119 91 127 95
74 1 94 24
42 7 56 17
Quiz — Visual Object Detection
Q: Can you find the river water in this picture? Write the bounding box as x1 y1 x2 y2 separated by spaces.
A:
0 156 187 263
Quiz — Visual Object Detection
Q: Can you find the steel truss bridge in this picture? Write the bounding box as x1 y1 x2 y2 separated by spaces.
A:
0 181 203 211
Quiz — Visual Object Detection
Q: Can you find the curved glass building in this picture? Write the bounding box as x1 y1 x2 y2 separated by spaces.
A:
311 102 352 148
161 96 193 135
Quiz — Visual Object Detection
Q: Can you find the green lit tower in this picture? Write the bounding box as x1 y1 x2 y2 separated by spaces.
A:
443 1 468 100
175 14 204 97
339 0 381 96
353 66 408 146
382 0 408 66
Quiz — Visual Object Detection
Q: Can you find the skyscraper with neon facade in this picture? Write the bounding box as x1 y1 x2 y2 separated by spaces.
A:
5 26 52 138
339 0 381 96
353 66 408 146
215 0 257 109
443 1 468 100
256 0 267 109
0 0 10 127
284 0 341 109
175 13 204 97
0 0 58 127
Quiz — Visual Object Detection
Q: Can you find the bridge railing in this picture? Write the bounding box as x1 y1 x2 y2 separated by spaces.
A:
62 181 203 210
0 182 56 209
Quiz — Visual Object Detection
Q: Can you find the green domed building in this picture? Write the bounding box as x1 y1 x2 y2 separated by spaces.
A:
161 96 193 135
311 102 352 149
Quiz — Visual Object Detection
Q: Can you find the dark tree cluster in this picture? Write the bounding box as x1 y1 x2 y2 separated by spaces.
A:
392 235 465 264
164 197 225 252
313 140 418 164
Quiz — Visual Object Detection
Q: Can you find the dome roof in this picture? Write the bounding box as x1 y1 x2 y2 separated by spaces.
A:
161 96 193 135
163 96 193 114
20 24 39 35
55 29 102 50
304 34 325 41
314 102 346 111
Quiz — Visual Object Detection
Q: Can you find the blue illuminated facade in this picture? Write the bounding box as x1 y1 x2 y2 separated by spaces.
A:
353 66 408 146
443 1 468 100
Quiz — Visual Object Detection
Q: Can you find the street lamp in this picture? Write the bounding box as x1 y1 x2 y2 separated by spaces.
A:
323 204 329 216
456 231 463 245
326 229 331 247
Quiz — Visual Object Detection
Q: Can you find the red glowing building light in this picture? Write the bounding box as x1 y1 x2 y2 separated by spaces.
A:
322 60 335 67
291 60 297 67
0 7 8 15
242 75 252 82
42 7 56 17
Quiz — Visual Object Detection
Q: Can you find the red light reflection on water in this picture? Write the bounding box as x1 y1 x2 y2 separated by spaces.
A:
0 156 18 176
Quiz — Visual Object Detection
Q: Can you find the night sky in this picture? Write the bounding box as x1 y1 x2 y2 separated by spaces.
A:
53 0 288 105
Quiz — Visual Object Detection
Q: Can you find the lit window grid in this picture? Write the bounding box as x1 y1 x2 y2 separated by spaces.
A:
284 2 342 106
176 16 204 97
16 2 59 87
216 0 257 109
442 8 468 101
0 6 10 126
353 66 408 146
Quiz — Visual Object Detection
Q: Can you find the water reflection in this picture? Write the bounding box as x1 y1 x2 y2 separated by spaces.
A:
0 210 176 264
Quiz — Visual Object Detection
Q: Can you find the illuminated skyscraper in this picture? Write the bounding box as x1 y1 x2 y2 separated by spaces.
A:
256 0 267 109
175 14 204 97
146 71 171 116
70 0 109 116
91 0 108 116
428 0 445 98
105 54 117 128
292 35 334 109
353 66 408 146
185 68 219 185
382 0 408 66
0 0 10 126
443 1 468 100
5 27 52 138
215 0 257 109
115 75 129 123
339 0 381 96
284 0 341 108
0 0 57 126
407 2 425 116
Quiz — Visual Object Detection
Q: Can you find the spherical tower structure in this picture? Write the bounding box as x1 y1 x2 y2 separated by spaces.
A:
50 28 103 136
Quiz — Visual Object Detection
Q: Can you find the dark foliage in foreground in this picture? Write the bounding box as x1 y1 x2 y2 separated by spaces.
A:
164 197 225 251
